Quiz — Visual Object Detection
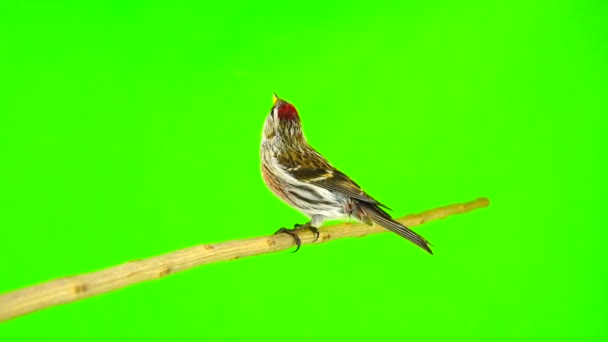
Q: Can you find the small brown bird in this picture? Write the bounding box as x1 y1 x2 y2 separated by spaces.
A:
260 94 432 254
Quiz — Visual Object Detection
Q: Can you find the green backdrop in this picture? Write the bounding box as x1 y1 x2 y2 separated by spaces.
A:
1 0 606 340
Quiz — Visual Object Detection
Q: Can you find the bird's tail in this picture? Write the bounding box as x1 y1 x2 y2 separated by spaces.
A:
358 202 433 254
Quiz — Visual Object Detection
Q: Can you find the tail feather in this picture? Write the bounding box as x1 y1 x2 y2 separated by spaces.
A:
360 203 433 254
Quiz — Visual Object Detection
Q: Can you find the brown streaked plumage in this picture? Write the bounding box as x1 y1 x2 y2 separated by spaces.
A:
260 94 432 254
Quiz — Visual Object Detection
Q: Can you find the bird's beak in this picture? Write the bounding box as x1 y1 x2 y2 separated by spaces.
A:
272 93 280 105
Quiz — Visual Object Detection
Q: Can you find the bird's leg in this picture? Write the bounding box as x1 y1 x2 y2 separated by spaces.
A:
274 221 319 252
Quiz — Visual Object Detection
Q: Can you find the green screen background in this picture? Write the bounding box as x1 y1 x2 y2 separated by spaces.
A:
1 0 606 340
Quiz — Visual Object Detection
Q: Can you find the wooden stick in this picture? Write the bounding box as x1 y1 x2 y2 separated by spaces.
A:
0 197 489 322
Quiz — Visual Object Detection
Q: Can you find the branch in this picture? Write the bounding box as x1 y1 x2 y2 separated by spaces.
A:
0 197 489 322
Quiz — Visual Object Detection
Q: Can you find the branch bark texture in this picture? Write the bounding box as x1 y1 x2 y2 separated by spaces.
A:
0 197 489 322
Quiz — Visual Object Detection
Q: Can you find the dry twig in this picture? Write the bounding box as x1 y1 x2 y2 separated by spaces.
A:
0 197 489 322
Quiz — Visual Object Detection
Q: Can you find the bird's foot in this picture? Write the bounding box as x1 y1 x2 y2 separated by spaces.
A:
293 222 320 242
308 226 321 242
274 221 320 253
292 222 320 241
274 227 302 253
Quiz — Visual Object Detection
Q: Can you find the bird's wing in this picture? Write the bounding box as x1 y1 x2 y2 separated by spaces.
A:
286 150 391 210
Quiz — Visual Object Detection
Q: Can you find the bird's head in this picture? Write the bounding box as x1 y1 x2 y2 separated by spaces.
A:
262 93 305 145
271 93 300 122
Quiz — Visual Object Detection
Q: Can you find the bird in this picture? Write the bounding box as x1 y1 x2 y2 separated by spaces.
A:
260 93 432 254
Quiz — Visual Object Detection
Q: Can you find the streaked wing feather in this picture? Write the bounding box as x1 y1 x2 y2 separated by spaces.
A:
278 146 391 210
290 167 392 210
